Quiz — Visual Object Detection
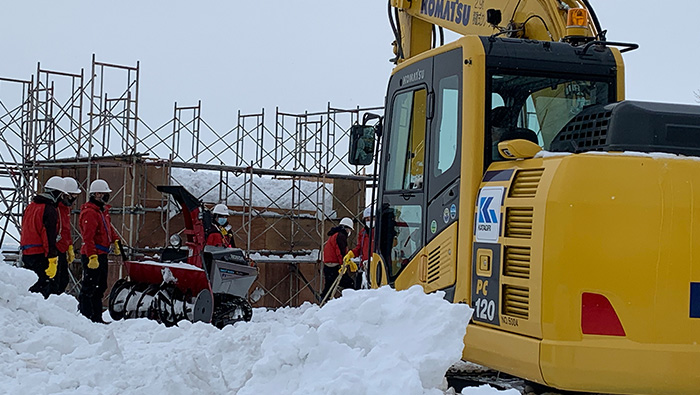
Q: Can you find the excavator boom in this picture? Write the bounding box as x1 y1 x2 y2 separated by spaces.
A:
391 0 601 61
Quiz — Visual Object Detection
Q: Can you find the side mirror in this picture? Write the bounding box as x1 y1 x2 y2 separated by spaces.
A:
349 124 376 165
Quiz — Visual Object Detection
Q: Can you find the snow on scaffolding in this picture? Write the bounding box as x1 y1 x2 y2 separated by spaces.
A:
170 167 336 217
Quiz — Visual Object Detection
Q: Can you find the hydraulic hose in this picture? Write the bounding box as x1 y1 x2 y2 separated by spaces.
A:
388 1 404 63
581 0 603 39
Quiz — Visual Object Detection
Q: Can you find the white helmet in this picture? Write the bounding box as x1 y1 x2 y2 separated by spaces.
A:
339 217 354 229
62 177 82 194
45 176 68 193
212 203 229 216
89 179 112 194
363 206 373 219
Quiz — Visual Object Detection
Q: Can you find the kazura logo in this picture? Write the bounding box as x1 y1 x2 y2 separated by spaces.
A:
402 69 425 85
420 0 472 26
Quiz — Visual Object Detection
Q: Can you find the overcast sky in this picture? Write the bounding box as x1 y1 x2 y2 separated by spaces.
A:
1 1 697 129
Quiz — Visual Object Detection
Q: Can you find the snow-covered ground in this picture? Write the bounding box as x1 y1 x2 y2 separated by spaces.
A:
0 263 517 395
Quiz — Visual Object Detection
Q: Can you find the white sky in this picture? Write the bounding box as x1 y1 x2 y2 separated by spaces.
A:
1 1 698 131
0 1 394 130
0 262 521 394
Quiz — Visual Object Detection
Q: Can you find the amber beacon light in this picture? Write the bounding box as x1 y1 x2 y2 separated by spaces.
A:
565 8 591 38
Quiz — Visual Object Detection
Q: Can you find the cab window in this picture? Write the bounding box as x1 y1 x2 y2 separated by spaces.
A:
382 204 422 277
488 74 612 163
434 75 459 177
385 88 427 190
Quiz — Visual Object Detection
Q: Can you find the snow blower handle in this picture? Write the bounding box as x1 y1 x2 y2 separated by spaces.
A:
115 239 128 261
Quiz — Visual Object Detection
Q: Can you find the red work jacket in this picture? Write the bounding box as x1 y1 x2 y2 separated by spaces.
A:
351 227 374 262
79 201 118 256
56 202 72 254
20 195 59 257
323 226 349 266
205 224 234 248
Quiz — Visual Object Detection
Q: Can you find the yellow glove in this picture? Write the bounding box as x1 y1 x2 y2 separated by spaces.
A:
45 257 58 279
348 259 358 273
343 251 354 266
113 240 121 256
88 254 99 269
67 245 75 264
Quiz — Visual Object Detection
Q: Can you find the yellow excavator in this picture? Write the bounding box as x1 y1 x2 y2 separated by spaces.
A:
348 1 700 393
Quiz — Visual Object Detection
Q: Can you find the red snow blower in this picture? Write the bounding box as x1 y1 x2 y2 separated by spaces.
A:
108 185 257 328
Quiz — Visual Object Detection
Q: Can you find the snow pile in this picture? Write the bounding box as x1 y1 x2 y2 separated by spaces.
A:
171 168 334 213
0 263 513 394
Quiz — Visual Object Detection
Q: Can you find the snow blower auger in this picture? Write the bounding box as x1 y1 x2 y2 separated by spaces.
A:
108 185 257 328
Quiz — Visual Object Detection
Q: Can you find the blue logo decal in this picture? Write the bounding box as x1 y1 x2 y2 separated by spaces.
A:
450 204 457 219
478 196 498 224
475 186 504 243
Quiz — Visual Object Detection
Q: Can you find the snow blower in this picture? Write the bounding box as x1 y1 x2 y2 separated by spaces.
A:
108 185 257 328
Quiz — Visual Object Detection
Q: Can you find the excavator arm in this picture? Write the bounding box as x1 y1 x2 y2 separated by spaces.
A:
389 0 602 62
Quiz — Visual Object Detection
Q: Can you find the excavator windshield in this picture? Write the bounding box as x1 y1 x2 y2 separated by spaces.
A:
488 72 614 162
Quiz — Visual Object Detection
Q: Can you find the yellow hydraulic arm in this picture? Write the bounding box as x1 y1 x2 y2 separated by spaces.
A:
389 0 601 62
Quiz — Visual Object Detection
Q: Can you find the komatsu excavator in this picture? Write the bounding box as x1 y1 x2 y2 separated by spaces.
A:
349 1 700 393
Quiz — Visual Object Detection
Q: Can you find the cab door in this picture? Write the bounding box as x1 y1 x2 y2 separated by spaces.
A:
423 48 462 296
377 48 462 291
377 57 432 286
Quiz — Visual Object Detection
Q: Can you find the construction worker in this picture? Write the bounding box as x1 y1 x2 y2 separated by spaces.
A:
20 176 65 299
321 217 357 301
78 179 120 323
206 203 235 248
345 206 375 289
51 177 82 295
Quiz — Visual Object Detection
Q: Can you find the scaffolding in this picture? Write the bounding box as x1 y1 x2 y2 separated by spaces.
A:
0 55 382 307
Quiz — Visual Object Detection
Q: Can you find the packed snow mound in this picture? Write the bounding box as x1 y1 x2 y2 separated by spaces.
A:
0 263 514 395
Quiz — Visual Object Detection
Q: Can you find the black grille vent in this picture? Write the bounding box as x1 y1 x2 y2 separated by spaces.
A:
553 108 611 152
549 101 700 156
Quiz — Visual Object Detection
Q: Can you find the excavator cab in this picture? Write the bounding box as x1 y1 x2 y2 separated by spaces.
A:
363 23 700 392
373 35 619 289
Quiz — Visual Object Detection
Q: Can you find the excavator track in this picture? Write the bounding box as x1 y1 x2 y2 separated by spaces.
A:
445 362 607 395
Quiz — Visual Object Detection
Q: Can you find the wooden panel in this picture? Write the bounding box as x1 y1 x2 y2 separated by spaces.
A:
333 178 365 219
250 261 321 308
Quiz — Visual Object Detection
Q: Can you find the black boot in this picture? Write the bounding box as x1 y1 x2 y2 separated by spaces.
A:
92 298 107 323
